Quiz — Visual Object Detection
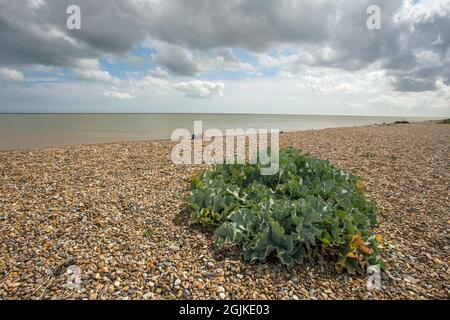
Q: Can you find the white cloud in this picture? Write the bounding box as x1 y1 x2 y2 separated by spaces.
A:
74 69 120 84
172 80 225 98
0 68 24 82
150 67 170 79
103 91 134 100
137 75 169 89
72 59 121 85
290 65 391 96
395 0 450 25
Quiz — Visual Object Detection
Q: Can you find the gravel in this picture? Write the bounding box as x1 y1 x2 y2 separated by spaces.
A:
0 122 448 300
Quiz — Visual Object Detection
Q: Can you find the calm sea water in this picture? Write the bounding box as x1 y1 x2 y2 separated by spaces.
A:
0 114 440 151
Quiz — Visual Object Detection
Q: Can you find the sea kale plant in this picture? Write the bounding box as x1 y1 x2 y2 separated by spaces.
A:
187 147 385 275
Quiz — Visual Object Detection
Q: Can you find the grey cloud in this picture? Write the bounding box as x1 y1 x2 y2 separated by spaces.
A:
393 77 438 92
0 0 449 92
148 0 450 92
149 0 333 51
0 0 150 68
150 42 200 76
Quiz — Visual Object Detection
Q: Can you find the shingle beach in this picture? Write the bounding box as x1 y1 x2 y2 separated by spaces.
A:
1 122 448 300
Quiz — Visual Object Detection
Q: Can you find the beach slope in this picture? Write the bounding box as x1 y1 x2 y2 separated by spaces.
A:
0 122 448 299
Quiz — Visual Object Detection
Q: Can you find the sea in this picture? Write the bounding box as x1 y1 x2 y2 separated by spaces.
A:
0 113 441 151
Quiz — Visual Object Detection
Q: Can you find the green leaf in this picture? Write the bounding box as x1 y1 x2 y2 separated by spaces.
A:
186 147 385 274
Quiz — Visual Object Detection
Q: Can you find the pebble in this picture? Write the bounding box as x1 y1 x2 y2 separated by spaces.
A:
143 292 153 299
169 245 181 252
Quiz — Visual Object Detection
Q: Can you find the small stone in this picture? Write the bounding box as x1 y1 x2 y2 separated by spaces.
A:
217 286 225 293
169 245 180 252
219 292 226 299
174 278 181 286
143 292 153 299
194 281 202 289
404 276 420 284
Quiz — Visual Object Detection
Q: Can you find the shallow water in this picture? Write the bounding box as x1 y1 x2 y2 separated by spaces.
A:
0 113 440 151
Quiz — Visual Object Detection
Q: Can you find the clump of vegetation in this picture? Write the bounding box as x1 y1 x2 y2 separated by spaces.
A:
144 226 154 239
394 120 410 124
360 152 376 159
186 147 385 275
388 154 398 161
438 118 450 124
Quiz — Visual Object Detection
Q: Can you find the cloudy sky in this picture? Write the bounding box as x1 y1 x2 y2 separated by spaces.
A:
0 0 449 116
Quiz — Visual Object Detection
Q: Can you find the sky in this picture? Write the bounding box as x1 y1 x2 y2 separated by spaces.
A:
0 0 449 116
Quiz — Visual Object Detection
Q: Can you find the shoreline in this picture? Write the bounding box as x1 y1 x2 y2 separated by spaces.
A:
0 119 441 154
0 122 449 299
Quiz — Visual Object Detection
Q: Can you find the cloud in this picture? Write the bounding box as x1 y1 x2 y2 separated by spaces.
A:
149 67 170 79
150 42 200 76
148 41 256 76
213 49 256 72
148 0 333 51
0 68 24 82
72 59 121 84
147 0 449 92
0 0 449 115
0 0 151 67
1 0 449 92
137 75 170 89
172 80 225 98
103 91 134 100
74 69 119 84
